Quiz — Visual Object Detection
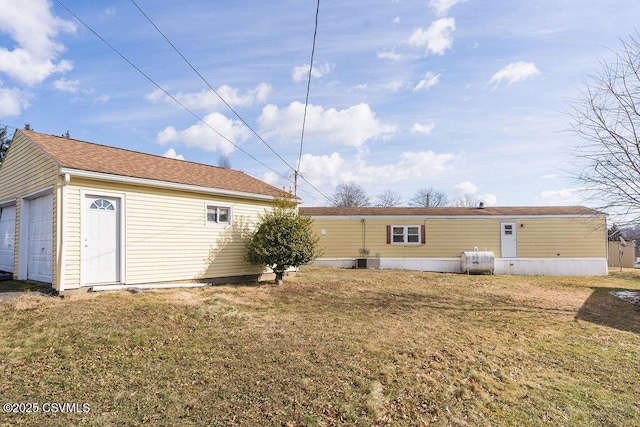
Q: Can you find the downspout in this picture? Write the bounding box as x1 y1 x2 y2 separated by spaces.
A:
361 218 366 255
58 173 70 292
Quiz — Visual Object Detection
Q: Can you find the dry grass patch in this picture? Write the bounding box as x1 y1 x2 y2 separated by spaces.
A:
0 268 639 426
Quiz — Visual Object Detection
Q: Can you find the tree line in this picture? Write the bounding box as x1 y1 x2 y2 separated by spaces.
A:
330 182 482 208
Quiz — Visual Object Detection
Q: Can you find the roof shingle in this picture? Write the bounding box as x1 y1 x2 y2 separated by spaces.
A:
299 206 605 217
21 130 289 199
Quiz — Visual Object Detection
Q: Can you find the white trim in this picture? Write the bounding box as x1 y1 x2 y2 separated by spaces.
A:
22 186 53 200
205 203 232 226
0 198 16 208
390 224 422 245
58 174 70 292
60 167 279 202
307 214 606 220
80 190 126 286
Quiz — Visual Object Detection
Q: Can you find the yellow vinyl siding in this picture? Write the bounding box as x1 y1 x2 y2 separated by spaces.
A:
516 217 606 258
310 216 606 259
64 178 271 287
0 132 59 282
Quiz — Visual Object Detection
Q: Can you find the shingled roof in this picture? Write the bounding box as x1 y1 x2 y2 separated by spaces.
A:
299 206 605 217
20 129 290 199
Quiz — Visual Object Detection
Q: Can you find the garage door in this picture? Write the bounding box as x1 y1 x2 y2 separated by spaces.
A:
27 194 52 283
0 205 16 272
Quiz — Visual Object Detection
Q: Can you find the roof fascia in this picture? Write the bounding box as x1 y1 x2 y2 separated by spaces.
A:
59 167 278 202
305 214 606 220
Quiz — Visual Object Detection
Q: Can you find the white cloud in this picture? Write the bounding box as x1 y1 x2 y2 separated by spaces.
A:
392 16 401 24
351 83 368 91
384 80 410 91
145 83 272 111
408 18 455 56
53 78 80 93
99 7 116 21
411 122 435 134
377 50 403 61
429 0 467 16
162 148 185 160
490 61 540 86
453 180 478 195
297 150 459 189
0 84 30 116
478 194 498 206
258 101 397 147
0 0 76 86
535 188 579 205
292 63 333 82
93 94 110 105
413 71 440 91
156 112 251 155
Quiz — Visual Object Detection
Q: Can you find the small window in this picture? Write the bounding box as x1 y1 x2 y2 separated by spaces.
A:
389 225 423 245
407 226 420 243
207 205 231 224
90 199 114 211
504 224 513 235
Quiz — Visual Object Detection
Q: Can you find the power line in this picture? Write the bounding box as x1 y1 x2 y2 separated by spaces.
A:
129 0 296 173
55 0 292 185
129 0 332 203
295 0 320 196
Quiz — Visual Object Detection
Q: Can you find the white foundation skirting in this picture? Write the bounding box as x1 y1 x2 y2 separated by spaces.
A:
311 257 609 276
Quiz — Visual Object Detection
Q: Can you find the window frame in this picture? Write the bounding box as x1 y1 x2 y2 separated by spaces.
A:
206 204 232 225
388 225 423 245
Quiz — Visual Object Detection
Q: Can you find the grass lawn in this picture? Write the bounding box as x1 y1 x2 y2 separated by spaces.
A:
0 267 639 426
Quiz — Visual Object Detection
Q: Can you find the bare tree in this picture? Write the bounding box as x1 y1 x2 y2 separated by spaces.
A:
217 154 231 169
568 33 640 222
331 182 370 207
451 193 479 207
409 187 448 207
375 189 402 207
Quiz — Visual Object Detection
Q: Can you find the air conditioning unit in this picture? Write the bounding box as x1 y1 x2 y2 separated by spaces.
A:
356 258 380 269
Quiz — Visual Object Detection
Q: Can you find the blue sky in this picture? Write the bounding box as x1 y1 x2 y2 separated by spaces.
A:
0 0 638 207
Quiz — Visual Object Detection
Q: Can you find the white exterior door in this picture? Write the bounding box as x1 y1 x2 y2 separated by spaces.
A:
0 205 16 272
500 221 517 258
27 194 53 282
82 196 120 284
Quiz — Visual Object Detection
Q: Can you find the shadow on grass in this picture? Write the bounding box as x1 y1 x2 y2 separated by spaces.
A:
575 288 640 334
0 280 56 299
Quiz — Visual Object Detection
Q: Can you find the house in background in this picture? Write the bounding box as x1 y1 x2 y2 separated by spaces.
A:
0 129 290 292
299 206 608 276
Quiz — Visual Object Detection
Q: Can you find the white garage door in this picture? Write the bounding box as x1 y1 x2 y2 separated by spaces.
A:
27 194 53 283
0 205 16 273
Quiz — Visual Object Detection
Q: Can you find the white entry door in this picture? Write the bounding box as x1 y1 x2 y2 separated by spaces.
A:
82 196 120 284
500 222 517 258
0 205 16 272
27 194 53 282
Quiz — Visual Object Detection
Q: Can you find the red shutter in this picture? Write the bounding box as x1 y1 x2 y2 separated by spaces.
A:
421 225 426 244
386 225 391 244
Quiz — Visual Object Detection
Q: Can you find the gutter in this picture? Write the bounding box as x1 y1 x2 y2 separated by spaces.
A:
59 167 288 202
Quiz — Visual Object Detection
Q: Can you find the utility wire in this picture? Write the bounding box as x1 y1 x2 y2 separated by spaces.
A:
55 0 292 185
130 0 332 203
295 0 320 195
129 1 296 173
